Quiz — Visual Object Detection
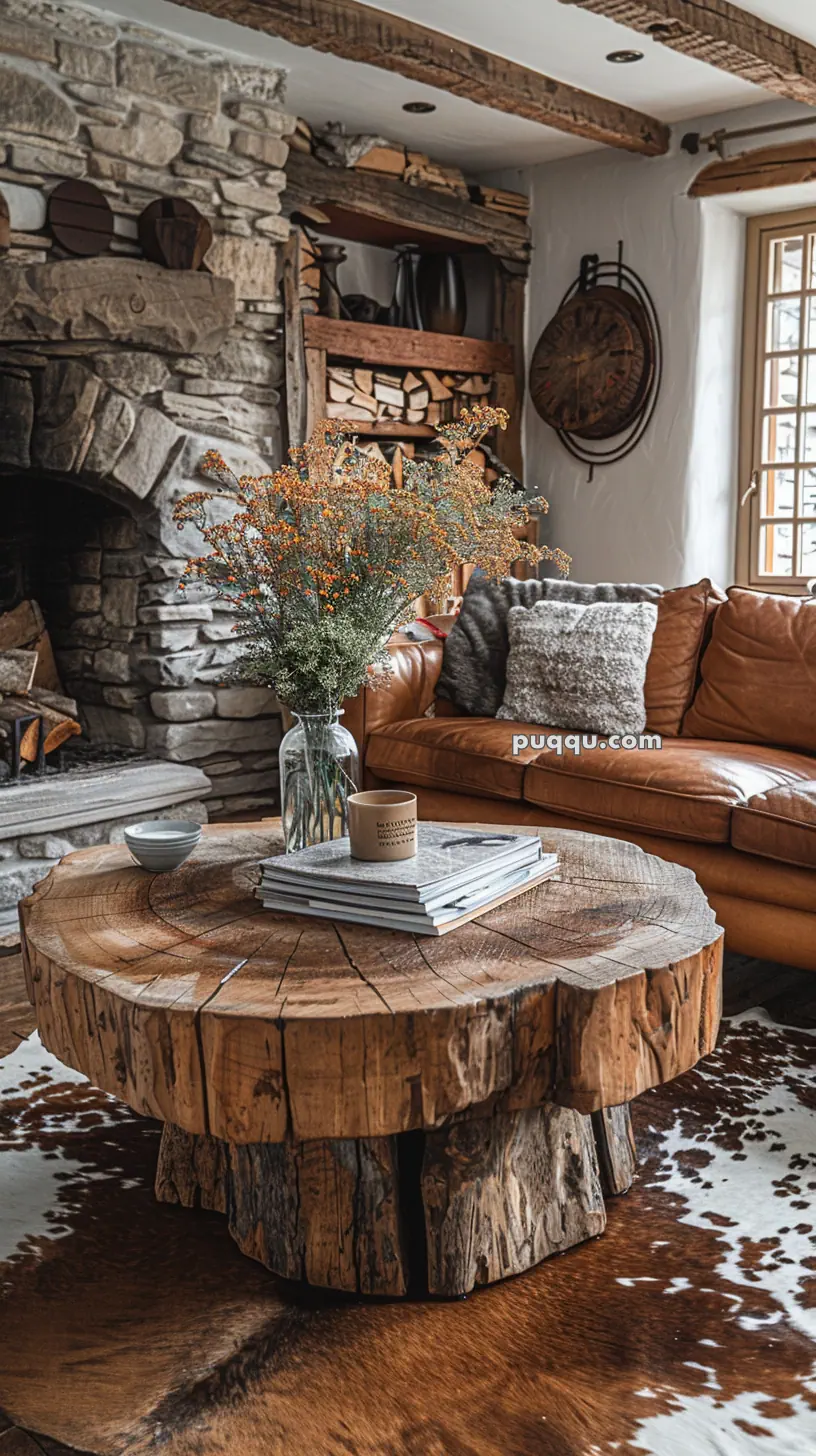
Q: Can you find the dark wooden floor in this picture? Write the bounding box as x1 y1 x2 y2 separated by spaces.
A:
1 944 814 1456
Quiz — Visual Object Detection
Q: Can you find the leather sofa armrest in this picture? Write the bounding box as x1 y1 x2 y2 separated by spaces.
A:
342 639 445 781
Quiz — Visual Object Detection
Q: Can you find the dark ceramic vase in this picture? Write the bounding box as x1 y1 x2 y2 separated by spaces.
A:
390 244 423 330
416 252 467 335
316 242 347 319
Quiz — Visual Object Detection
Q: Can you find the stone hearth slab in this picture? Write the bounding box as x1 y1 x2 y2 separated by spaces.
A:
0 760 210 839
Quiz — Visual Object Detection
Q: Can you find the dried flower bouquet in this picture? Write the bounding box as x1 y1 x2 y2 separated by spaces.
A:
174 405 569 715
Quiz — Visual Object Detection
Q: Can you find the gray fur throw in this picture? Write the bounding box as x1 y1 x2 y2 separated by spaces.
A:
496 599 659 736
437 574 663 717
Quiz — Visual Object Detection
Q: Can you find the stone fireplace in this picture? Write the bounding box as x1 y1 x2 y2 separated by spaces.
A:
0 0 295 923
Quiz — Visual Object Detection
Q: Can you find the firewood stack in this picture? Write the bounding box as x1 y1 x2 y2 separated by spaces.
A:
0 600 80 774
324 364 493 427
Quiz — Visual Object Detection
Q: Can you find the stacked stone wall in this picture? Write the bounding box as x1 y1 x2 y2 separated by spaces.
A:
0 0 295 816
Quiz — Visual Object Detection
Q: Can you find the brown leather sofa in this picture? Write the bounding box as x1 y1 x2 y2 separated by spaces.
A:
344 584 816 972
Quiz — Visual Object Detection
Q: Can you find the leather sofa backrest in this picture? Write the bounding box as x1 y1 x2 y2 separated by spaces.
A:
683 587 816 754
644 579 725 736
342 639 444 771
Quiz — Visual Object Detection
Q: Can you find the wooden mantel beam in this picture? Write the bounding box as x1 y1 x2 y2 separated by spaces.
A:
560 0 816 107
171 0 669 155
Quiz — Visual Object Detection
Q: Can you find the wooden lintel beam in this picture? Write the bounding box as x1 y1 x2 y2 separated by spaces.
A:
171 0 669 156
689 140 816 198
560 0 816 107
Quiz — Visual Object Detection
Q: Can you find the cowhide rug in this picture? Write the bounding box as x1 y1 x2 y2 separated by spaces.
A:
0 1009 814 1456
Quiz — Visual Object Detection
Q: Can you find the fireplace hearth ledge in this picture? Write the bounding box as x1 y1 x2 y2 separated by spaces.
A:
0 760 212 936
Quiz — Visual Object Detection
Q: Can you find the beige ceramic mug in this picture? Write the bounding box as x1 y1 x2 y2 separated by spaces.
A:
348 789 418 862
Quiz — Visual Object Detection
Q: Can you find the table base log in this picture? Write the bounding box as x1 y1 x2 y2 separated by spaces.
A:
155 1103 637 1298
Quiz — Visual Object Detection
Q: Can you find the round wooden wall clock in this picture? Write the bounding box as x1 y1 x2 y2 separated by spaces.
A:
529 251 662 468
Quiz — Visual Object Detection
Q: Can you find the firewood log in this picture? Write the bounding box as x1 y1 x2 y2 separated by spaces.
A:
0 697 81 759
422 371 453 402
0 650 38 695
350 390 378 414
31 629 63 693
1 696 80 758
325 401 374 420
0 600 44 651
328 366 355 388
458 375 492 396
353 368 373 395
328 379 354 403
0 700 41 761
406 386 430 410
27 687 78 718
375 383 405 408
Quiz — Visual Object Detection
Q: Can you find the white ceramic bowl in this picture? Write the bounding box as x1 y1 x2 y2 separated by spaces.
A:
124 820 202 872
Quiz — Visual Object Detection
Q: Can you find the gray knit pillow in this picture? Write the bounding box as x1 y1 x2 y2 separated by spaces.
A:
496 599 659 736
437 574 662 717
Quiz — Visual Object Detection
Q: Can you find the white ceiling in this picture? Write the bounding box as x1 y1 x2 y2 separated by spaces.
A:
87 0 816 172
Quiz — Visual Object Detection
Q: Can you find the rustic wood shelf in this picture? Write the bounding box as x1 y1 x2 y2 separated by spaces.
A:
303 314 514 375
338 420 435 438
284 151 530 263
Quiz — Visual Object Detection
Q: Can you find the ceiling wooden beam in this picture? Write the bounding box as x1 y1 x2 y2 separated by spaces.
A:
560 0 816 107
171 0 669 155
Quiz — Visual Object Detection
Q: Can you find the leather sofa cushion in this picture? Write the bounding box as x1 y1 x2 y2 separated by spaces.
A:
644 579 725 736
366 717 550 800
731 782 816 868
683 587 816 754
522 738 816 843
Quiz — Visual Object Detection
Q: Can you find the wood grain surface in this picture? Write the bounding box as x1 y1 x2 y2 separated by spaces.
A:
170 0 669 155
19 824 723 1142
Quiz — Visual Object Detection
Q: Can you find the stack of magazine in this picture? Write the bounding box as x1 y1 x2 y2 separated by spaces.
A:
257 825 558 936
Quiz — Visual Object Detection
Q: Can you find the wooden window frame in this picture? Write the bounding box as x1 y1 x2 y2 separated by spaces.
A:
737 206 816 593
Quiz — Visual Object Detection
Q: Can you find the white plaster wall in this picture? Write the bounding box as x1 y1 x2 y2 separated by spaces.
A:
522 100 813 588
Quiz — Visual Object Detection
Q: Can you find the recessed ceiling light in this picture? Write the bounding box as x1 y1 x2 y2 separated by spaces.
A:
606 49 644 63
402 100 436 113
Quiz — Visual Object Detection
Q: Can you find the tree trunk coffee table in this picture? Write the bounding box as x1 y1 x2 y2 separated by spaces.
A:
19 822 723 1298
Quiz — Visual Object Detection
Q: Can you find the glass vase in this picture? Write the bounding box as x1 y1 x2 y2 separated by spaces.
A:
279 711 360 853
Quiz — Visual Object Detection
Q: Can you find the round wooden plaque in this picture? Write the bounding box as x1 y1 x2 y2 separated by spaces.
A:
138 197 213 271
529 285 654 439
47 180 114 257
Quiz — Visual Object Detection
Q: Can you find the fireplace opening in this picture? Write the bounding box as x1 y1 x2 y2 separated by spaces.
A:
0 474 147 783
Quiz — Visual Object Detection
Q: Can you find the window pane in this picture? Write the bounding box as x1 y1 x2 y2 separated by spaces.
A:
770 235 803 293
807 296 816 349
765 354 799 407
799 523 816 578
803 411 816 462
804 354 816 405
758 522 794 576
762 412 798 463
768 298 800 351
760 469 795 515
802 468 816 513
